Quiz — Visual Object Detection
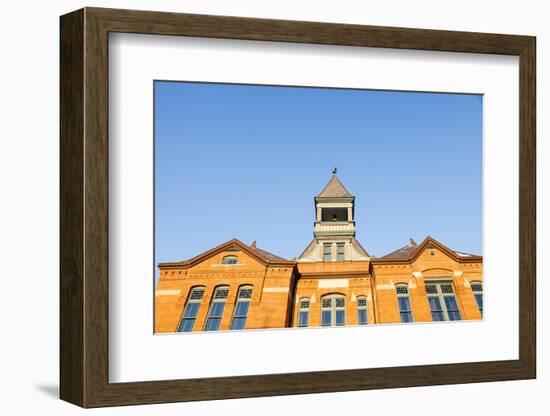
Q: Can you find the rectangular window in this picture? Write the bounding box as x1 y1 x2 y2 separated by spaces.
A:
298 298 310 327
321 295 346 326
396 285 413 323
323 243 332 262
357 296 368 325
336 243 345 261
426 282 462 321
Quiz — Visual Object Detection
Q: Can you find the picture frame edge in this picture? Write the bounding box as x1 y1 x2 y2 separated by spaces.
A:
59 7 537 408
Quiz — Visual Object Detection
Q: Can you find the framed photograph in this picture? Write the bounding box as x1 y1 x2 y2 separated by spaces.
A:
60 7 536 408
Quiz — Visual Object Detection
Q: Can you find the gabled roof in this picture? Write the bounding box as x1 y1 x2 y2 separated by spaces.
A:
380 238 418 259
296 237 370 260
352 238 370 258
317 175 353 198
374 236 482 264
251 246 290 262
158 239 295 269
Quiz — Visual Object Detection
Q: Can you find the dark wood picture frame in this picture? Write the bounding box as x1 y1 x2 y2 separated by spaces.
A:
60 7 536 408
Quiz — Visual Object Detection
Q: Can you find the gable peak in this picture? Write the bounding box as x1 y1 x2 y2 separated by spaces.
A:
317 174 353 198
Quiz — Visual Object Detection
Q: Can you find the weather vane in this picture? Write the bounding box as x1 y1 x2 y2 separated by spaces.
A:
332 167 338 175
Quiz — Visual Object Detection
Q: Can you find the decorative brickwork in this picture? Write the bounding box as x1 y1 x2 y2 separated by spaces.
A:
155 176 482 333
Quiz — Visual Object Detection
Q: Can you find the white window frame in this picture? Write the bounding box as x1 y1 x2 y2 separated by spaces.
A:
230 285 253 330
177 286 205 332
323 243 332 262
425 280 462 322
321 294 346 326
470 280 483 317
356 295 368 325
204 285 230 331
298 297 311 327
336 243 345 261
395 283 414 323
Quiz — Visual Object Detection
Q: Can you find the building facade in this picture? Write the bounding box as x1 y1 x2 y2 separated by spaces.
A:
155 175 483 333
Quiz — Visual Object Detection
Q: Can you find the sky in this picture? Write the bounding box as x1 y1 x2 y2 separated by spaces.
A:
155 81 482 266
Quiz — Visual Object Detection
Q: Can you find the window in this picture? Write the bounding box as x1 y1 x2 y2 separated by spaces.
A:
177 286 205 332
298 298 310 327
204 286 229 331
396 284 413 323
222 256 238 265
336 243 345 261
323 243 332 262
425 281 462 321
230 285 253 330
321 294 346 326
357 296 368 325
471 281 483 317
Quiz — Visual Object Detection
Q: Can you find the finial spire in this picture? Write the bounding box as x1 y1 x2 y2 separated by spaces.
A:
332 167 337 175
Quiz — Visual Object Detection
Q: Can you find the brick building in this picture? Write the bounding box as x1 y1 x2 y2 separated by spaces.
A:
155 175 483 333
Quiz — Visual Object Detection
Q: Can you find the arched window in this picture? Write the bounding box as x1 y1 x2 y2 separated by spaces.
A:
396 283 413 323
204 286 229 331
230 285 253 330
177 286 205 332
298 298 311 327
321 294 346 326
425 281 461 321
470 281 483 317
357 296 368 325
222 255 238 265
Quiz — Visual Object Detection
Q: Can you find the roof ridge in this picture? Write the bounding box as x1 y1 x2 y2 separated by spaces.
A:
249 243 289 262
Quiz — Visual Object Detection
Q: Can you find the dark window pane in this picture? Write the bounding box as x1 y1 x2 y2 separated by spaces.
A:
299 311 309 326
321 310 332 326
204 318 221 331
209 302 225 317
444 296 459 311
398 297 411 311
178 318 195 332
358 309 367 324
222 256 237 264
425 285 438 294
335 298 345 308
230 317 246 330
400 312 413 323
184 302 200 318
431 311 445 321
234 301 250 317
475 294 483 311
323 244 332 261
238 287 253 299
396 285 408 294
337 244 345 260
428 297 442 311
214 288 229 299
335 310 345 326
448 311 462 321
189 288 205 300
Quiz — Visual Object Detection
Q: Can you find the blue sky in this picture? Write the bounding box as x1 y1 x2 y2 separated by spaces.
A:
155 81 482 266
